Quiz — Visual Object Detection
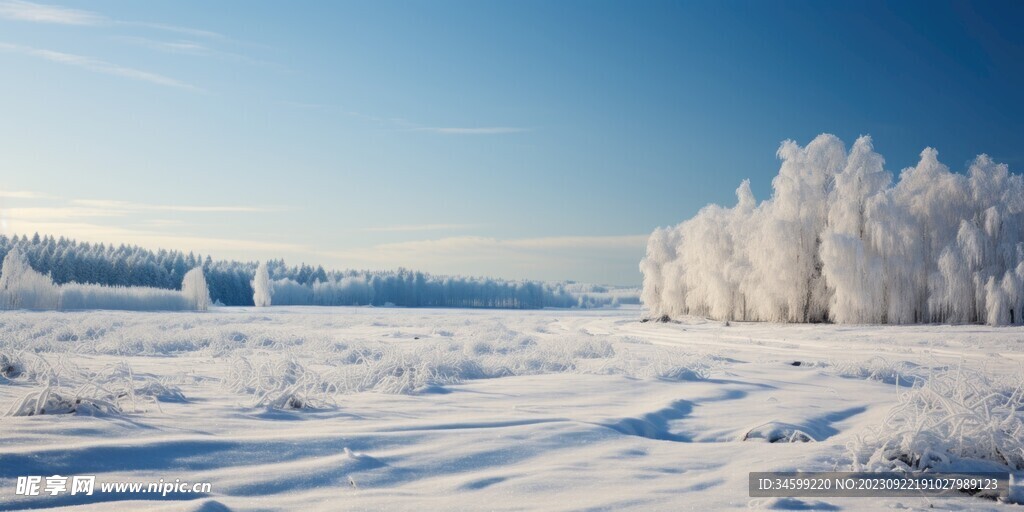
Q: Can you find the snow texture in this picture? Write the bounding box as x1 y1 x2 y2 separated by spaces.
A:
641 134 1024 325
0 307 1021 510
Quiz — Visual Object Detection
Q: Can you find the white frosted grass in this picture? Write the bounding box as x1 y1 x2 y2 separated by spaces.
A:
641 134 1024 325
3 356 186 416
0 350 58 384
849 365 1024 473
226 352 336 409
330 344 489 395
0 313 714 406
826 356 929 387
220 333 712 403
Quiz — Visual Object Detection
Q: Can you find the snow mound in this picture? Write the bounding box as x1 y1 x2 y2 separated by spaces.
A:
742 421 814 443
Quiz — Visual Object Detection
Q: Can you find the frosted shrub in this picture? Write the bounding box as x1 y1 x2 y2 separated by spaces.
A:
5 359 184 416
849 367 1024 473
571 339 615 359
584 347 712 381
92 362 187 408
333 344 487 394
319 333 708 396
481 349 568 377
134 379 187 403
466 339 497 356
226 353 335 409
828 357 927 386
6 385 121 416
0 351 59 384
336 345 386 365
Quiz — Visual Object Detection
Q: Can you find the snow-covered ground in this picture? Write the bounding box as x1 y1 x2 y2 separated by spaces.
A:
1 307 1022 511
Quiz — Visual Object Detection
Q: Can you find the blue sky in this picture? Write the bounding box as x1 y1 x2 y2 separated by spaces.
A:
1 0 1021 285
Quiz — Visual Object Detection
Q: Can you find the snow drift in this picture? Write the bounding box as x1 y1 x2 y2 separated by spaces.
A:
0 247 210 311
641 134 1024 325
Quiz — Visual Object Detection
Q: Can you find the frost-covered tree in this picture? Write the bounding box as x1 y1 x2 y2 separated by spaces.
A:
181 267 211 311
252 261 272 307
641 134 1024 326
820 136 890 323
0 247 59 309
0 247 207 311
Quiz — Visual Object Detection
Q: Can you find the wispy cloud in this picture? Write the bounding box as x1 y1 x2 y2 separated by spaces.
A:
123 21 225 41
3 207 127 220
0 191 275 219
0 42 201 91
0 187 642 284
501 235 649 250
0 190 55 199
415 127 530 135
285 105 531 136
281 101 333 111
0 191 297 257
360 223 482 233
324 234 647 283
0 0 101 25
361 235 649 253
0 0 225 39
69 199 276 213
118 37 209 54
390 116 531 136
113 36 277 68
0 219 306 255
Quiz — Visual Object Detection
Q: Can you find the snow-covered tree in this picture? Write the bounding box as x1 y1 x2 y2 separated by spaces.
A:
0 247 59 310
641 134 1024 326
252 261 272 307
181 267 211 311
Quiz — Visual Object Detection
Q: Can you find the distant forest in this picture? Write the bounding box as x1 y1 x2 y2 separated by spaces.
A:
0 233 635 309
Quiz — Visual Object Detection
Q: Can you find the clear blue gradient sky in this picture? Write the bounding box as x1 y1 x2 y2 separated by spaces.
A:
1 0 1021 285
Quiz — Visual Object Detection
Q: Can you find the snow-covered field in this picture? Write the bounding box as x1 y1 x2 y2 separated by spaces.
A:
1 307 1022 511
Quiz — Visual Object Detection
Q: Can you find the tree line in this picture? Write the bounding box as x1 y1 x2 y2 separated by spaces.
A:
0 233 627 309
